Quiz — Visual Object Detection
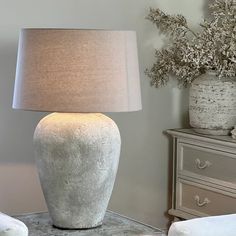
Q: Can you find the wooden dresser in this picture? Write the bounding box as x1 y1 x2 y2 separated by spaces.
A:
167 129 236 220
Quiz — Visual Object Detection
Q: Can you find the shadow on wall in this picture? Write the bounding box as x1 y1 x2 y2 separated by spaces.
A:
137 2 191 229
0 43 46 164
203 0 214 18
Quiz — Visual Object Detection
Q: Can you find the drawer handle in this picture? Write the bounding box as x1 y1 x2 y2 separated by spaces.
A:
195 158 211 169
194 195 210 207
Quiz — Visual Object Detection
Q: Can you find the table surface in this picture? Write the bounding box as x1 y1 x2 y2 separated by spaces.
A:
16 211 165 236
167 128 236 144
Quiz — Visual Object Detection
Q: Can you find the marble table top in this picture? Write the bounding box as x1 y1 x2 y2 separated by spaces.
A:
16 211 165 236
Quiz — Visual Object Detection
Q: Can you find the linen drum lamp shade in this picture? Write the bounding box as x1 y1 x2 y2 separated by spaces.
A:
13 29 142 112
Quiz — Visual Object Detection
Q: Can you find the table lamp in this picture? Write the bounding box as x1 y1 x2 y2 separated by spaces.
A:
12 29 141 229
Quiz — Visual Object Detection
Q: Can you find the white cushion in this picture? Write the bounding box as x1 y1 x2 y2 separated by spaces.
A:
168 214 236 236
0 213 28 236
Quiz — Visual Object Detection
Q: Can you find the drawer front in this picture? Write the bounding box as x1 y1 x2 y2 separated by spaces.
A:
177 180 236 216
178 142 236 185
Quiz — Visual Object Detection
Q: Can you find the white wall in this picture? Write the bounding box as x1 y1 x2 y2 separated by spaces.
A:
0 0 204 229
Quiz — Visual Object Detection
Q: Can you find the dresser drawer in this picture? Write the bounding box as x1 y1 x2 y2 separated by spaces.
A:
176 179 236 217
178 142 236 186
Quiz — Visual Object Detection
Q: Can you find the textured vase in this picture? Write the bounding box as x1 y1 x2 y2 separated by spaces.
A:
34 113 121 229
189 71 236 135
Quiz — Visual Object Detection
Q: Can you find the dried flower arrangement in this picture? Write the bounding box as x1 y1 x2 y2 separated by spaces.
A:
146 0 236 87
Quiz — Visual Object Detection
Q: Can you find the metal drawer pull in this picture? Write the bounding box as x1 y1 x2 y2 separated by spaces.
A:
194 195 210 207
195 158 211 169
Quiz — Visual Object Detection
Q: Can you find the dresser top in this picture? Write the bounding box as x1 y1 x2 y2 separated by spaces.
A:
167 128 236 146
15 211 164 236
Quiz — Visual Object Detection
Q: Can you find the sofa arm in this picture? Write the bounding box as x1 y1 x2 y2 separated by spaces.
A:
0 212 28 236
168 214 236 236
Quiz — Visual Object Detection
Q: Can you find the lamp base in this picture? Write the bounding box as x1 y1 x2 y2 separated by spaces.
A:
34 113 121 229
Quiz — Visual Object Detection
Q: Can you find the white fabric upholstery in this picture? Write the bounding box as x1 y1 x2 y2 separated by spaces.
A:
168 214 236 236
0 213 28 236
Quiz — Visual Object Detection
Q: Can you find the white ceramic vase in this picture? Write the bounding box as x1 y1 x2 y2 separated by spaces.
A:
189 71 236 135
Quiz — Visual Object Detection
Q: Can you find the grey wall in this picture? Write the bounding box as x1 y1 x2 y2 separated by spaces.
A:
0 0 204 229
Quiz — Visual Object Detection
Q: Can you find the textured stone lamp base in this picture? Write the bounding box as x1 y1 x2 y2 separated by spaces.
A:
33 113 121 229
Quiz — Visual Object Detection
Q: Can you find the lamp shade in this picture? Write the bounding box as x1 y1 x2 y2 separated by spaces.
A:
13 29 142 112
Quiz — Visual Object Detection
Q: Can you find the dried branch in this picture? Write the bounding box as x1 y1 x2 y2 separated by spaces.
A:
146 0 236 87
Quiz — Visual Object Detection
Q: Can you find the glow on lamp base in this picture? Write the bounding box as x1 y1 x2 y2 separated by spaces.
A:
33 113 121 229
